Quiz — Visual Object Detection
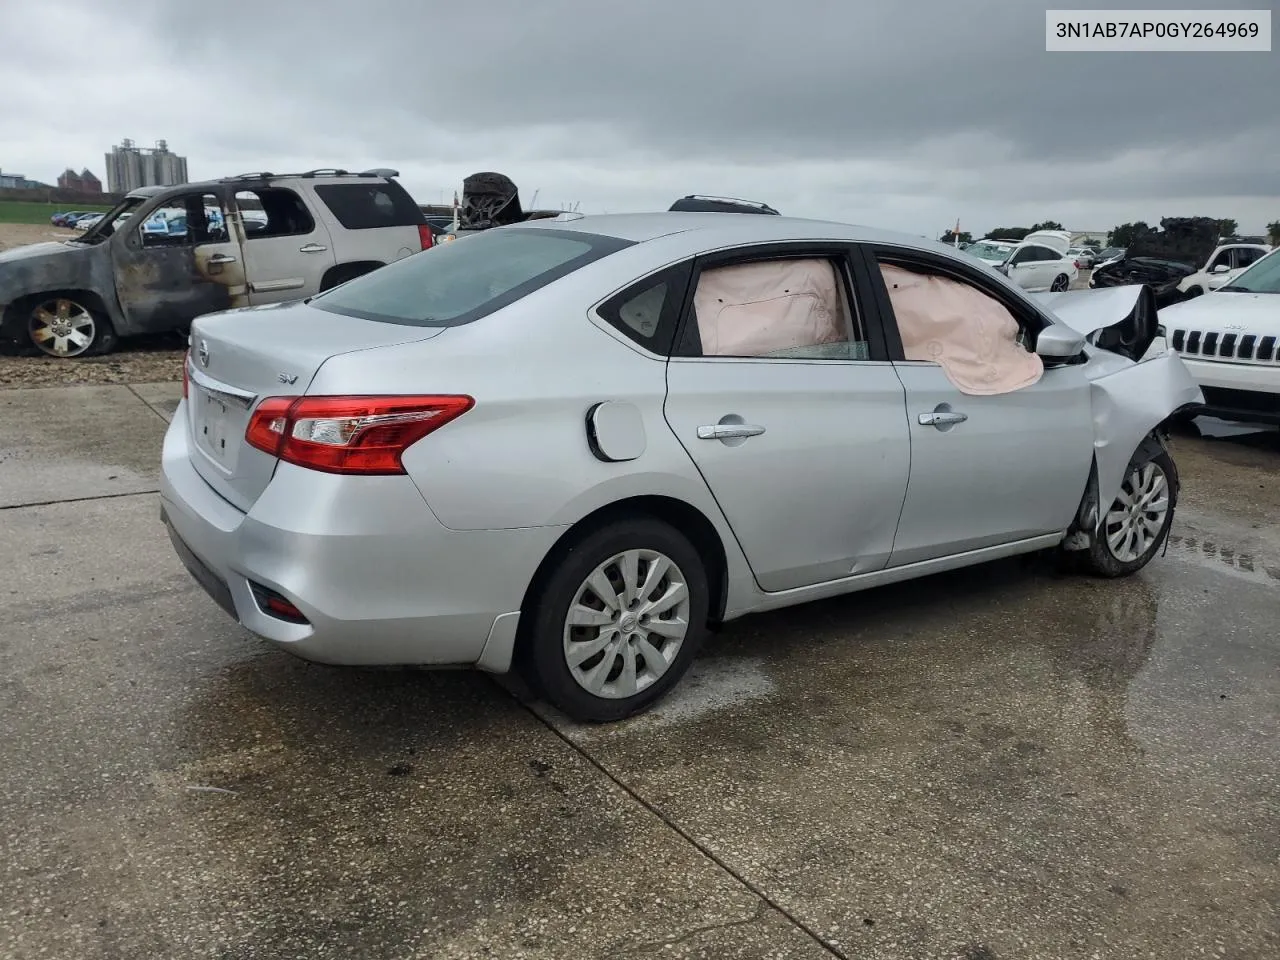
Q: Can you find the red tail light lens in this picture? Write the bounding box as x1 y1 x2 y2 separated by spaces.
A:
417 224 434 250
245 395 473 475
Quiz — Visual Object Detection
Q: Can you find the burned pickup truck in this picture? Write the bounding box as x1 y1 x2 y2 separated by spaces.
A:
0 169 430 358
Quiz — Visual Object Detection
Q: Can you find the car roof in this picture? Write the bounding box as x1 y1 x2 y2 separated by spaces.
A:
503 211 961 256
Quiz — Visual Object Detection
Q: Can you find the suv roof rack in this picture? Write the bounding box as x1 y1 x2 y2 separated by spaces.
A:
668 194 780 215
219 169 399 183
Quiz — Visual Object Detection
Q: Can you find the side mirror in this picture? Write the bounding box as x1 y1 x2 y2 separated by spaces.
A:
1211 264 1230 274
1036 322 1086 361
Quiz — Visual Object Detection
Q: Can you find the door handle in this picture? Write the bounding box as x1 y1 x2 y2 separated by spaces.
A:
697 423 766 440
299 243 328 253
918 410 967 427
207 253 237 264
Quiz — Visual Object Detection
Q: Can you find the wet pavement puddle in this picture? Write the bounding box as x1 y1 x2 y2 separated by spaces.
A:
1165 533 1280 585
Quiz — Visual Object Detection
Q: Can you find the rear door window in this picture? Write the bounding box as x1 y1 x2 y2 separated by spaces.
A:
311 227 633 327
234 188 315 238
312 181 424 229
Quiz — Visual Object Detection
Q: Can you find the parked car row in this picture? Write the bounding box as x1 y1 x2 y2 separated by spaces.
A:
49 210 107 228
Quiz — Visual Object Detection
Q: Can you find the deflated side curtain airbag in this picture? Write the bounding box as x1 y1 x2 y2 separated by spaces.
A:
879 264 1043 395
694 259 846 356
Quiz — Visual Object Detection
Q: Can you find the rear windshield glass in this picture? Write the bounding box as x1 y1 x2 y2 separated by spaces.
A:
310 227 634 326
312 181 424 229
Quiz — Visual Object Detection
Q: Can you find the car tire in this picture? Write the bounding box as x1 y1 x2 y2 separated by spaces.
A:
1050 274 1071 292
1076 447 1178 578
25 295 116 358
1185 286 1204 299
519 517 709 723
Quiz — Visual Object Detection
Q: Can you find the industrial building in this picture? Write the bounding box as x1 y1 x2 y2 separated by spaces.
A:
103 139 188 193
0 168 49 190
57 168 103 193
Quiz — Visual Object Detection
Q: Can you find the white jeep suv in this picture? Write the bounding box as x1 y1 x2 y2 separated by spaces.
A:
1159 247 1280 426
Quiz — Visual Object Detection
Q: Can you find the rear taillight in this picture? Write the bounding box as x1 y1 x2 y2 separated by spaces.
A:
245 395 473 475
417 224 433 250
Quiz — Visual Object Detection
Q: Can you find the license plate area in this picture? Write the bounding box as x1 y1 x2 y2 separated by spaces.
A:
192 384 243 471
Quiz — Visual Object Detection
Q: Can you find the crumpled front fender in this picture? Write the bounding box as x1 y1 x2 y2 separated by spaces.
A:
1086 350 1203 514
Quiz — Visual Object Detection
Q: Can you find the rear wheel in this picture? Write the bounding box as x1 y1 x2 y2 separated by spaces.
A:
1050 273 1071 292
519 518 709 722
1077 449 1177 578
27 295 116 358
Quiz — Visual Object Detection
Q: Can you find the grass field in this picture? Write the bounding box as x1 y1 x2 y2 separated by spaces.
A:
0 199 114 225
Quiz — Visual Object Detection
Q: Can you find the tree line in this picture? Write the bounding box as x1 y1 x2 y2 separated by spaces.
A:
940 219 1280 248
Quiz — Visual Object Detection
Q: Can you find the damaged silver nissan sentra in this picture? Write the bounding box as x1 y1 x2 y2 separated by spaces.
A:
159 212 1202 722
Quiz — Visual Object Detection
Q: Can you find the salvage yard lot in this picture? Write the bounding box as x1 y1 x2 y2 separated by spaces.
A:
1 375 1278 958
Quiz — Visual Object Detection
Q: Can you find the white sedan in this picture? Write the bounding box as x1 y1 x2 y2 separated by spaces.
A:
998 231 1080 293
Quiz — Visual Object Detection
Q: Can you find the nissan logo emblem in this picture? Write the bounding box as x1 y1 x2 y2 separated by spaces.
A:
197 340 210 367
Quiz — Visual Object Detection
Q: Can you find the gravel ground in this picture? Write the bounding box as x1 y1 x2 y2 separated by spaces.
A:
0 223 185 388
0 222 76 252
0 343 184 388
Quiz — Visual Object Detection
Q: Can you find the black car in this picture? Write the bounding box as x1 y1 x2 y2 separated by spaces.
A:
1089 217 1219 308
668 195 780 215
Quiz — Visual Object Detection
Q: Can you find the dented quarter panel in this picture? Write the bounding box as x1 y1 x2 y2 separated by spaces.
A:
1083 349 1203 516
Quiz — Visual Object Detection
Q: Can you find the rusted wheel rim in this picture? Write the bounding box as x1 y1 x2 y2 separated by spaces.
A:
29 298 95 358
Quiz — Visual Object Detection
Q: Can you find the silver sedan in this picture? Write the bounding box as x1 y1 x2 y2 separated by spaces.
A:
161 213 1201 722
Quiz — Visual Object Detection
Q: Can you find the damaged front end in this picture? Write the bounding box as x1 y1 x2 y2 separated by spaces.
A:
1035 283 1203 554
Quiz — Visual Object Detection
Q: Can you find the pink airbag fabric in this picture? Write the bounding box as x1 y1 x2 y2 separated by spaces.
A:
694 259 846 356
880 264 1043 395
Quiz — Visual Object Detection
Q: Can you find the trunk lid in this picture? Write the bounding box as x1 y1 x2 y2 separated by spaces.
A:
184 300 446 511
1013 230 1072 257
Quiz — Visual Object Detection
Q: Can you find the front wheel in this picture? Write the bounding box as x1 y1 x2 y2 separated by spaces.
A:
27 295 116 358
519 518 709 723
1078 449 1178 578
1184 286 1204 299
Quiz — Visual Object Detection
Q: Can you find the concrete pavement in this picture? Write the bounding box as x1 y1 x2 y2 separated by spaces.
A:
1 383 1277 959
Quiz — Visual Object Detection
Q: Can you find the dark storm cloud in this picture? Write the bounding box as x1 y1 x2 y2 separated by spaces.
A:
139 0 1277 164
3 0 1276 235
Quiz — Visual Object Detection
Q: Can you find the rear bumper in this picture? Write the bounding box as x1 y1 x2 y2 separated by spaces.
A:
159 404 564 669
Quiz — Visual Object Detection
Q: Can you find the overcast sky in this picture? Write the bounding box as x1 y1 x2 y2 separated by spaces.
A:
2 0 1276 237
